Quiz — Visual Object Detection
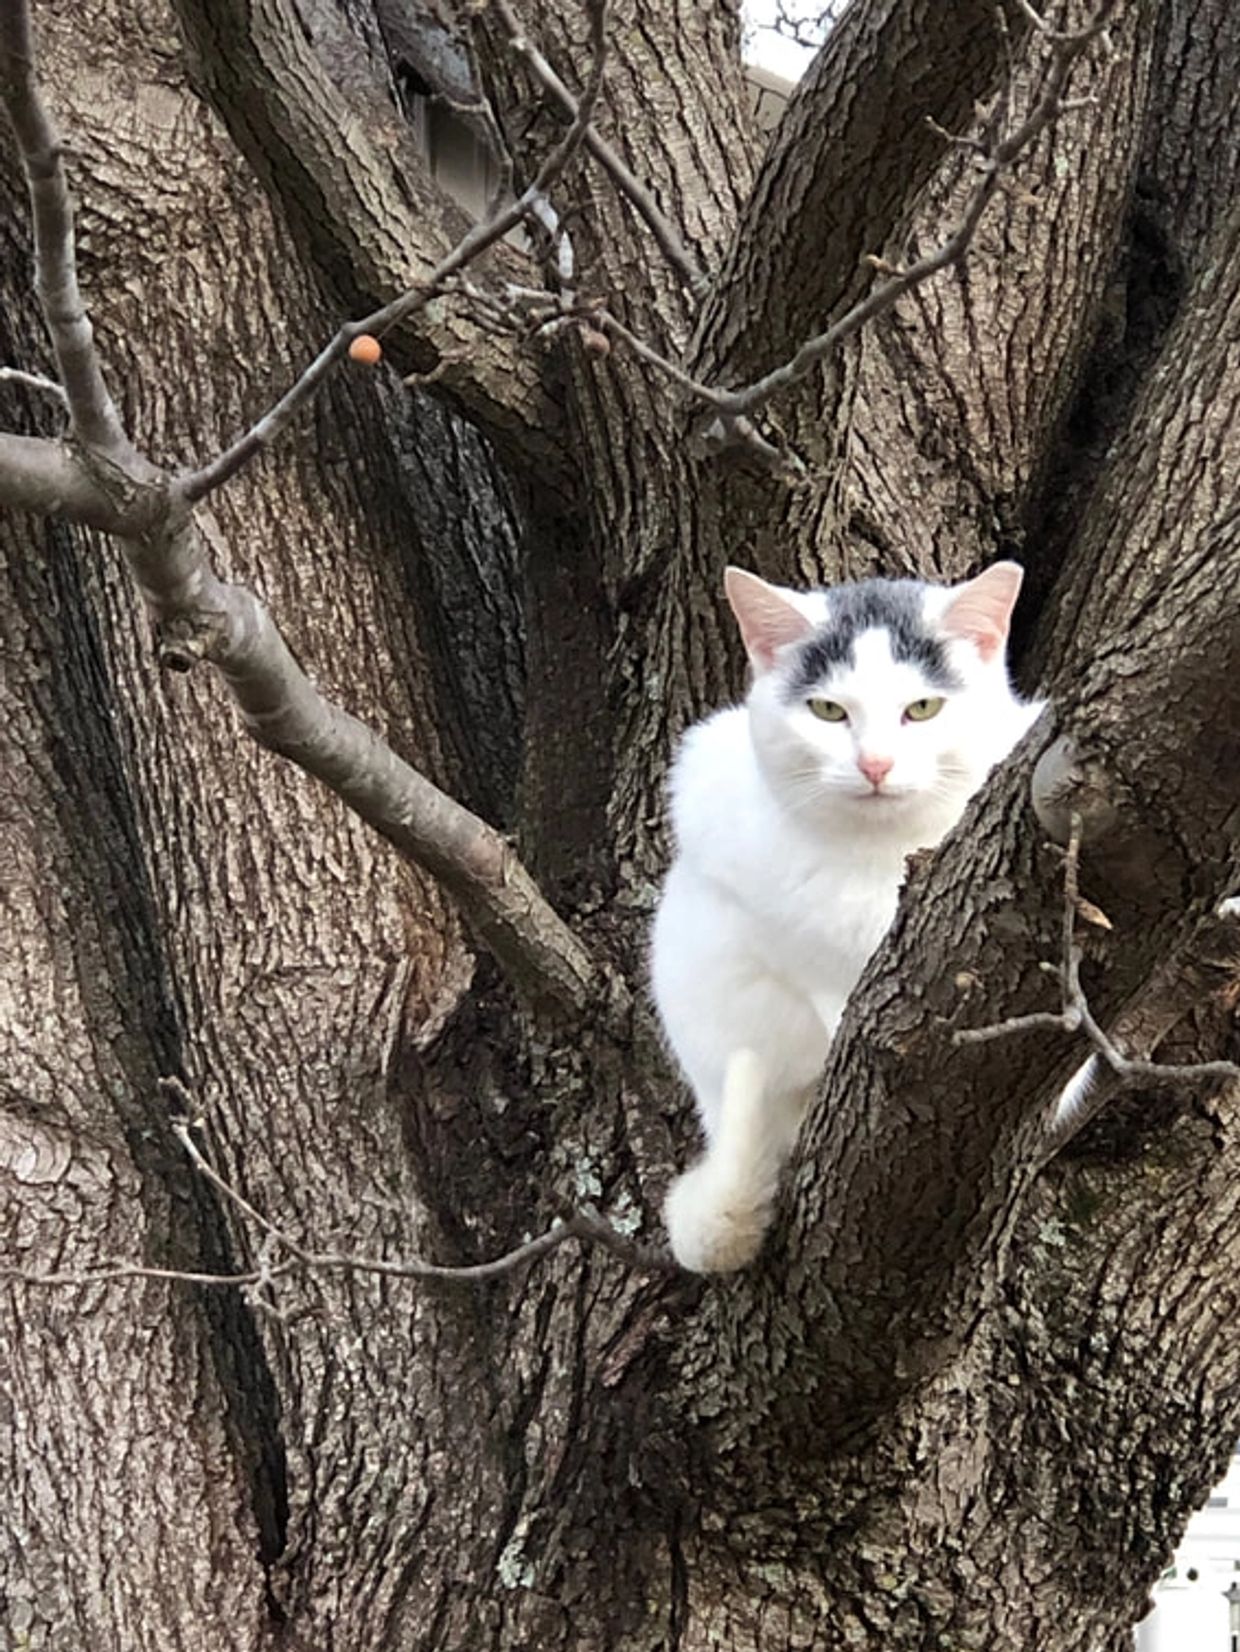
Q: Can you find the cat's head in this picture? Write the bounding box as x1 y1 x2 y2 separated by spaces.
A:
726 563 1037 833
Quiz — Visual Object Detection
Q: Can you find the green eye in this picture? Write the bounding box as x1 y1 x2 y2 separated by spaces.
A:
807 698 848 723
904 697 945 722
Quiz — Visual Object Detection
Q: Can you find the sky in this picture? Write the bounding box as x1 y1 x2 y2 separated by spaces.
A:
741 0 827 82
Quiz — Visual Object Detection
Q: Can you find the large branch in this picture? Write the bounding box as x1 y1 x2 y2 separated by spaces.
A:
1139 0 1240 278
169 0 566 477
829 0 1154 585
1037 198 1240 679
0 0 600 1020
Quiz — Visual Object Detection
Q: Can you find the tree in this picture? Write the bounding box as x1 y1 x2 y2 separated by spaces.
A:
3 0 1239 1645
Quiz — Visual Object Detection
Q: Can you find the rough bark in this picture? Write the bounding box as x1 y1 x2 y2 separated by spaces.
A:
3 0 1240 1650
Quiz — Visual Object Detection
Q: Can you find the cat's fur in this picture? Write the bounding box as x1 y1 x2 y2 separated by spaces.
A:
651 562 1043 1273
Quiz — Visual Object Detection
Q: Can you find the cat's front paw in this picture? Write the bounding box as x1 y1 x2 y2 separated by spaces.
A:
663 1159 771 1274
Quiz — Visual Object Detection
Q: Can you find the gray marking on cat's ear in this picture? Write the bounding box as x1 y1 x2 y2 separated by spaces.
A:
725 567 814 673
942 561 1024 661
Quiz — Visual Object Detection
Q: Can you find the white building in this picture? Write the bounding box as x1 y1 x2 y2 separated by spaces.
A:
1136 1447 1240 1652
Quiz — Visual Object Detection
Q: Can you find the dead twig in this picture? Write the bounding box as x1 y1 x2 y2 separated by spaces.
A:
954 815 1240 1118
0 1077 672 1296
490 0 706 298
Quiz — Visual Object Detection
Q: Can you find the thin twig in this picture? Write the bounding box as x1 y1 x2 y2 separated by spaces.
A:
0 2 128 452
176 0 612 506
0 364 66 404
953 1007 1079 1047
1 1081 672 1295
712 0 1120 423
464 282 801 473
0 1259 303 1290
490 0 707 298
954 816 1240 1102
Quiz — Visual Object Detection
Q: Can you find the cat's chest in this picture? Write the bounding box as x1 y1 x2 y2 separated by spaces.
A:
745 844 901 982
689 813 904 991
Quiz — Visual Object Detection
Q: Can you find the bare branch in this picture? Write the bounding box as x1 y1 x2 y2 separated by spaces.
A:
490 0 707 297
0 1080 672 1295
177 0 612 507
533 0 1115 461
953 1006 1080 1047
0 364 66 404
126 506 603 1011
0 2 128 453
0 432 119 527
955 816 1240 1115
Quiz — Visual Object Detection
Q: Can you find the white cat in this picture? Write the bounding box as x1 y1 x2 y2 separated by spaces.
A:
651 562 1043 1273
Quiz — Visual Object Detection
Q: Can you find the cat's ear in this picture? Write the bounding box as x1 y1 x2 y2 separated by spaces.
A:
942 561 1024 662
725 567 814 672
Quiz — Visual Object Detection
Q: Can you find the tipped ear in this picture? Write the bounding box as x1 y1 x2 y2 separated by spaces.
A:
725 567 814 672
942 561 1024 662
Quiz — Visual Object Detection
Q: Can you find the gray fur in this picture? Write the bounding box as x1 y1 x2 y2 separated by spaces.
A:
783 579 960 699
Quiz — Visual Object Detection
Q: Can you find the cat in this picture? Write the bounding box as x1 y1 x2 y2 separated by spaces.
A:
651 561 1044 1273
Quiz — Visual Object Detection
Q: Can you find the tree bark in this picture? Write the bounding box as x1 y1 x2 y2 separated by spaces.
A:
3 0 1240 1649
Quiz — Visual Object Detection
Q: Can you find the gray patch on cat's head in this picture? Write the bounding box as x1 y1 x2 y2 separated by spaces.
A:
783 579 962 698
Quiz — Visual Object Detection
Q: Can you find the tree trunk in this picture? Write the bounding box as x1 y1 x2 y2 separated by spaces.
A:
3 0 1240 1649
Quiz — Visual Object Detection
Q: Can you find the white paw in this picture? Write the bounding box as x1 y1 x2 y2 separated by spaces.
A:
664 1160 771 1273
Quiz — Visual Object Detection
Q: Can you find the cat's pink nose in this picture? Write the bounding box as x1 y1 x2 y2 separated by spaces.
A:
858 753 894 788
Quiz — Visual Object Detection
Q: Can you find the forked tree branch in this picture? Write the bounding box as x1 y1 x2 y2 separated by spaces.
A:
0 0 601 1018
711 0 1119 426
441 0 1117 468
638 0 1118 442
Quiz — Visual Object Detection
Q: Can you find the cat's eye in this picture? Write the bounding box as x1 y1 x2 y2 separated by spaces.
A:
807 698 848 723
904 697 945 722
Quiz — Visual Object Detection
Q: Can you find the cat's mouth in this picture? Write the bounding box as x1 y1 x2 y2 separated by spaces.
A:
849 786 919 808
